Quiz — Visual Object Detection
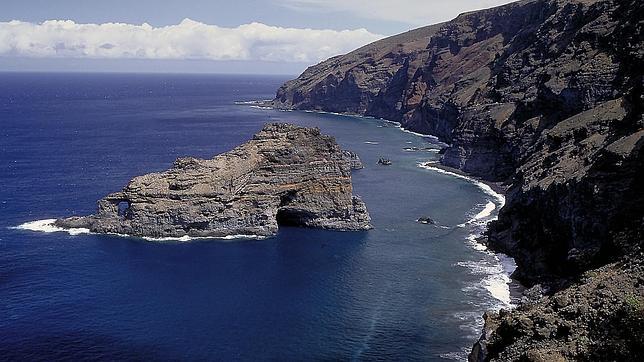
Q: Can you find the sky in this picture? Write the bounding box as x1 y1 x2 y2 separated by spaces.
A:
0 0 514 74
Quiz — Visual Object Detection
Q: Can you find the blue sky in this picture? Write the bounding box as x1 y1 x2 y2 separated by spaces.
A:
0 0 514 74
1 0 413 34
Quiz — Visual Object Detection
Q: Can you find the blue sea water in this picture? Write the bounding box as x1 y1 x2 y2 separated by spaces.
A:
0 72 514 361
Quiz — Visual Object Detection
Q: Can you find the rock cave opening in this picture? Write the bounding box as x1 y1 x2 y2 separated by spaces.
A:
276 208 316 227
117 201 130 218
276 190 315 227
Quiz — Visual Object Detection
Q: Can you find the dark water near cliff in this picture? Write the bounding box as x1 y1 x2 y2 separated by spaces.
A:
0 73 513 361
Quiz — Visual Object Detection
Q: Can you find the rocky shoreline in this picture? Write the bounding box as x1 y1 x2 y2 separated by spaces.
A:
55 123 371 239
271 0 643 359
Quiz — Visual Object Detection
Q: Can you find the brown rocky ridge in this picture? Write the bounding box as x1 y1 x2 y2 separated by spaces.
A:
272 0 643 359
55 123 371 238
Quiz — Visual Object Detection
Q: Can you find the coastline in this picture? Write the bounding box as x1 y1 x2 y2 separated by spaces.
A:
11 219 268 242
262 104 522 311
262 0 644 357
18 101 522 321
268 105 503 190
7 95 525 360
416 161 508 198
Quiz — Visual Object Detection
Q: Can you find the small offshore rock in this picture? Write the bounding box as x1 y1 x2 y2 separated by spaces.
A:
342 150 364 169
416 217 435 225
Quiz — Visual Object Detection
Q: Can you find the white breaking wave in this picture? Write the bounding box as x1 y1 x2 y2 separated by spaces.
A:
12 219 267 242
13 219 92 235
233 99 273 105
234 100 274 110
418 162 505 228
363 141 379 145
417 162 505 208
466 233 488 251
439 348 472 361
373 118 441 140
416 161 516 317
470 201 496 225
398 127 439 140
302 110 352 117
457 260 513 307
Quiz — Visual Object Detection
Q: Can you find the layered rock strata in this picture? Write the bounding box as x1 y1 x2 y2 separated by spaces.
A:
56 123 371 238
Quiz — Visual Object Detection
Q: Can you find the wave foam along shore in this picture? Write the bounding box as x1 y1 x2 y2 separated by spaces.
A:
178 103 518 313
457 260 513 307
468 201 496 225
417 161 516 312
13 219 91 235
11 219 267 242
417 162 505 208
418 162 505 225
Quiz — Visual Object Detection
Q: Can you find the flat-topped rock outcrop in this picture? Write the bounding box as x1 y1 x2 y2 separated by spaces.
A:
55 123 371 238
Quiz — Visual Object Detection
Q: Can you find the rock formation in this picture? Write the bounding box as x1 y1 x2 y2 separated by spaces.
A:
272 0 643 359
470 256 644 361
56 123 371 238
342 150 364 169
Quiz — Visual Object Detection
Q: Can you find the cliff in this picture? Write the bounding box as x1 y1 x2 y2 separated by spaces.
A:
272 0 643 359
56 123 371 238
470 255 644 361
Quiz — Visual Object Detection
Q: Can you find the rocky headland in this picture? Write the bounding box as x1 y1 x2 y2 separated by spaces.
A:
56 123 371 238
272 0 643 359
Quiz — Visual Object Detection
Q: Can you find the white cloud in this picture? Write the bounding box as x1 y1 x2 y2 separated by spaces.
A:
277 0 516 26
0 19 384 63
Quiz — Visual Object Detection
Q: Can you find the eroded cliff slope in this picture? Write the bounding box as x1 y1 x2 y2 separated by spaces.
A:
56 124 371 238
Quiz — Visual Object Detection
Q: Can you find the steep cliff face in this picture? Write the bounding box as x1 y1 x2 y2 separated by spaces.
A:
273 23 443 120
56 124 371 238
273 0 643 358
490 97 643 283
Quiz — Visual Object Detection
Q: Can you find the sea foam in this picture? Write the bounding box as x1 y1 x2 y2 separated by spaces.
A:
417 162 505 208
208 103 516 306
12 219 266 242
470 201 496 225
416 161 516 315
13 219 91 235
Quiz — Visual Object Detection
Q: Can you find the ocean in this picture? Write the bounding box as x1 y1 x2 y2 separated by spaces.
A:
0 72 515 360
